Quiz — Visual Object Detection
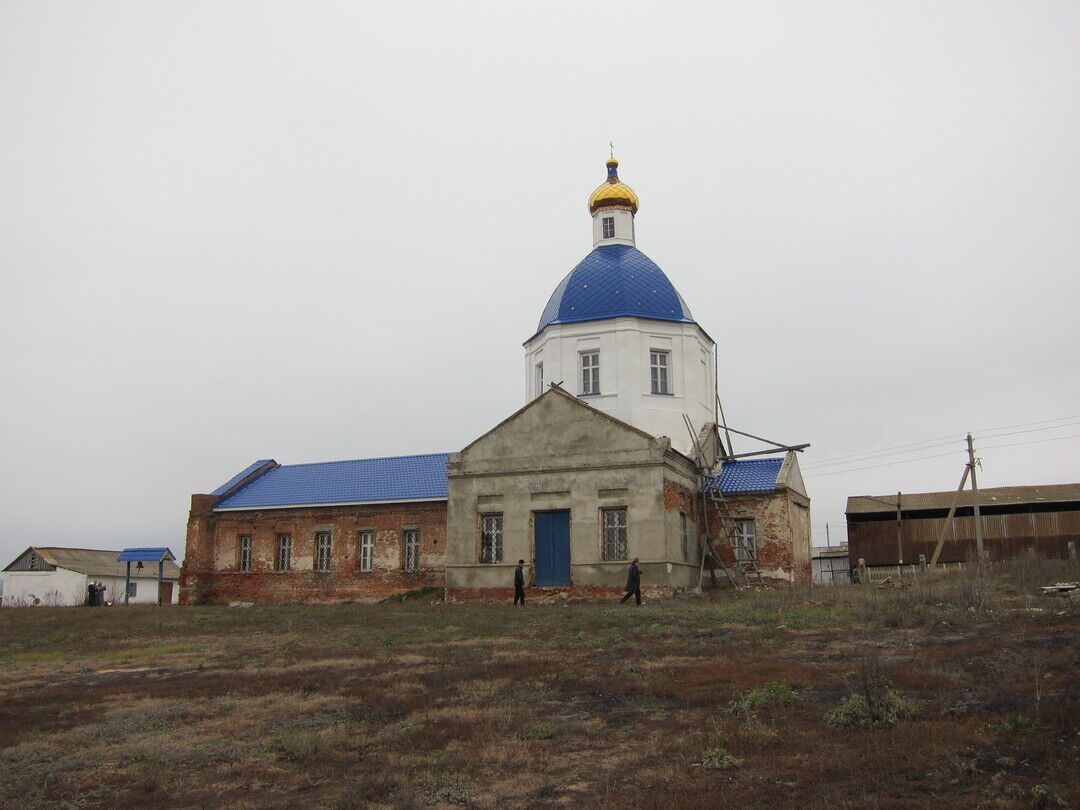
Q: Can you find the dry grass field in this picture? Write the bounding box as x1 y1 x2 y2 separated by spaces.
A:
2 561 1078 809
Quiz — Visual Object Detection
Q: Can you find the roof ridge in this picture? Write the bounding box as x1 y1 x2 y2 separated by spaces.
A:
273 451 452 470
34 546 125 553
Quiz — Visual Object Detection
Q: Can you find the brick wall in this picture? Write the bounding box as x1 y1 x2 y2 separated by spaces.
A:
180 496 447 604
704 490 812 586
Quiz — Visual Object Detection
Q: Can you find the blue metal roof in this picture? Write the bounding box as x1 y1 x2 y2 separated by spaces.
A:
707 458 784 493
118 548 176 562
536 244 695 333
211 459 275 496
213 453 451 509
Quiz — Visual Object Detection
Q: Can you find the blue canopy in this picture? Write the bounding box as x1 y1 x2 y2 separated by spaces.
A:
117 547 176 563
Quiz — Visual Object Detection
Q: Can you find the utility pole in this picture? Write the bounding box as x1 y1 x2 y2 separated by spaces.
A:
896 492 903 565
967 433 985 560
825 522 831 548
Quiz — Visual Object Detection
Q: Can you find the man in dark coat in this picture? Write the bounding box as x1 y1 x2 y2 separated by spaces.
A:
620 558 642 605
87 581 96 606
513 559 526 605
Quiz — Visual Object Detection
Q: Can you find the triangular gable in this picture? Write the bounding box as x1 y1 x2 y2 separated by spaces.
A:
3 547 56 572
456 386 664 473
778 451 809 498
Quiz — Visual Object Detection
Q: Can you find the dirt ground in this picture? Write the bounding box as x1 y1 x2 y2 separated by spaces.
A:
1 567 1078 809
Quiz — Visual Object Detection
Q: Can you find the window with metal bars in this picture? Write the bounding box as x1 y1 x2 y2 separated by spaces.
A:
314 531 332 572
601 507 628 560
402 529 420 571
276 533 291 571
238 534 252 572
480 514 503 564
580 351 600 395
358 530 374 572
650 350 670 394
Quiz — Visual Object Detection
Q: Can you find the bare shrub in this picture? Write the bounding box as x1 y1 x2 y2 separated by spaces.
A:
826 652 915 727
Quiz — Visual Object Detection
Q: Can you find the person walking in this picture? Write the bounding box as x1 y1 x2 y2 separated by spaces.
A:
513 559 526 606
620 558 642 605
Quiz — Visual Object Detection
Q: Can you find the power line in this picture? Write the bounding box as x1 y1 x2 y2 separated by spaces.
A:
976 420 1080 441
804 450 959 478
982 433 1080 451
802 436 962 468
803 433 1080 479
803 415 1080 470
803 438 957 469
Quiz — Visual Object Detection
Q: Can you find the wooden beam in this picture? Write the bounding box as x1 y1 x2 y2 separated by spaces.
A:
930 465 971 566
722 444 811 460
719 424 808 451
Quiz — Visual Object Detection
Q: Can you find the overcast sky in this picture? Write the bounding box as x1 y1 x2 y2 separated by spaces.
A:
2 1 1078 565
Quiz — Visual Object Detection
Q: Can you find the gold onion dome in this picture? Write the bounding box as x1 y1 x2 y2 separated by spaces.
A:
588 157 639 215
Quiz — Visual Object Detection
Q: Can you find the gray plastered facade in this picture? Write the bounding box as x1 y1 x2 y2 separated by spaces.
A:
445 387 703 592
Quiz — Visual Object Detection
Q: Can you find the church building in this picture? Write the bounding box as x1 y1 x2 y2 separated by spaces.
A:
180 158 811 604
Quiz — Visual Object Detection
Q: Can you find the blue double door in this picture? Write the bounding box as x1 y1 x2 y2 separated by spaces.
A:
534 510 570 587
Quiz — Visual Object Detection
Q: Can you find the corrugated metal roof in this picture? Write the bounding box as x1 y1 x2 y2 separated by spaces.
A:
31 548 180 579
213 453 451 510
211 459 275 496
846 482 1080 515
117 548 176 563
536 244 695 333
706 458 784 493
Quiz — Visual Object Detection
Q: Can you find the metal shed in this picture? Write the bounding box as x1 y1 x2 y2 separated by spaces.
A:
846 483 1080 566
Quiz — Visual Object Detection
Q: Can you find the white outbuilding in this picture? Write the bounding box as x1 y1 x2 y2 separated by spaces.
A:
0 547 180 606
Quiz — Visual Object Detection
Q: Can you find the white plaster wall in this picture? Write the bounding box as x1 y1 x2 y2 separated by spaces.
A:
0 570 180 606
98 574 181 605
525 317 716 453
0 569 87 606
591 209 635 247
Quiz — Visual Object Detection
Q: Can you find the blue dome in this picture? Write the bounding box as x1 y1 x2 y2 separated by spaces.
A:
536 244 695 333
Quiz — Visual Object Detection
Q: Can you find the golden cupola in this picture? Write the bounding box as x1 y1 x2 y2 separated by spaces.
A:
588 157 639 214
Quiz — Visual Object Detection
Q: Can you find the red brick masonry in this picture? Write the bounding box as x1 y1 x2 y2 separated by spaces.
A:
180 495 447 604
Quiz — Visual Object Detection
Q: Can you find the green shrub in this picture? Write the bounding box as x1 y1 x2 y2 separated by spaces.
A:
991 715 1045 734
269 730 320 761
698 747 742 770
825 690 915 727
730 680 799 714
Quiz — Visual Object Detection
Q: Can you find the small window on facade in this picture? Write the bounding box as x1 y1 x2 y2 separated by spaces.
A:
650 350 670 394
126 581 137 598
403 529 420 571
602 216 615 239
276 533 292 571
602 507 628 560
238 534 252 572
314 531 332 572
535 362 544 397
580 351 600 395
480 514 503 564
359 530 374 572
734 519 756 562
680 512 692 561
